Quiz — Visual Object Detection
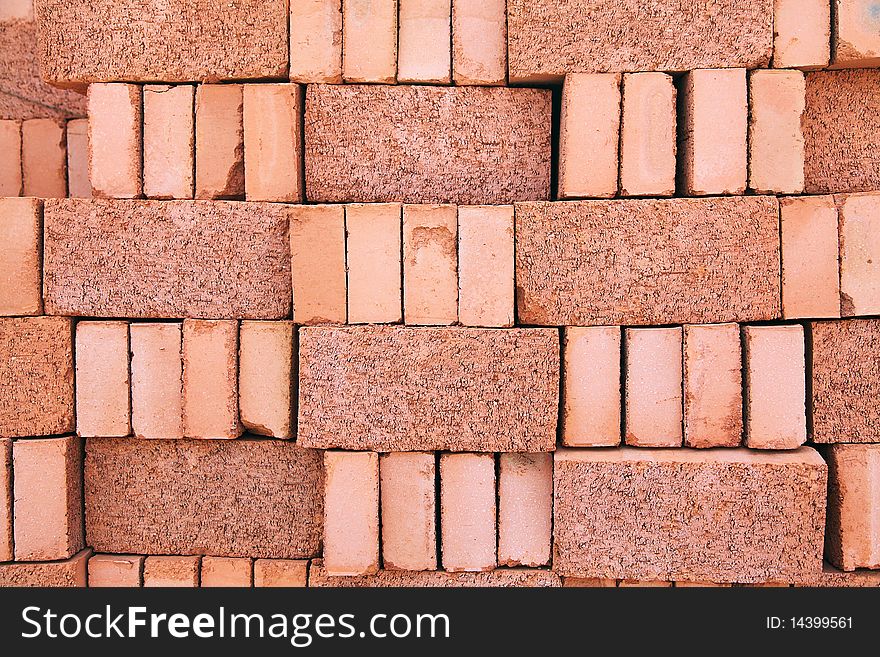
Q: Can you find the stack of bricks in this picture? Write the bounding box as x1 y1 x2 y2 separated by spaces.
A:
1 0 879 588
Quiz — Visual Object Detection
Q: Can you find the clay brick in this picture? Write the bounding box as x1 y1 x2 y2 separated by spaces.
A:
43 199 291 319
679 69 748 196
324 451 380 576
814 563 880 587
346 203 402 324
0 439 10 562
0 119 21 196
0 316 74 437
305 84 551 204
781 196 841 319
773 0 830 68
143 556 200 588
88 555 143 587
36 1 288 85
803 70 880 194
620 72 676 197
458 205 514 327
290 0 342 83
75 321 131 438
558 74 620 199
238 321 295 439
0 197 41 316
561 327 621 447
619 581 672 588
839 193 880 316
309 560 561 587
403 204 457 326
201 557 252 587
21 118 66 198
624 327 683 447
674 581 731 588
452 0 505 85
342 0 397 83
85 438 323 558
130 323 183 440
683 323 742 448
182 320 240 440
743 325 806 450
298 326 559 452
563 578 616 588
0 549 89 587
88 84 141 199
380 452 436 571
243 84 303 202
440 453 496 572
143 85 194 200
398 0 451 84
498 453 552 568
825 444 880 571
553 447 827 583
833 0 880 67
748 70 805 194
515 197 780 326
290 205 346 324
1 0 33 21
195 85 244 200
13 436 83 561
507 0 772 82
254 560 309 587
65 118 90 198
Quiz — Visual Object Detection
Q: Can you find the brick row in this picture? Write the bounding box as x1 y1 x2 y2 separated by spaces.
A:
0 118 90 197
308 561 560 587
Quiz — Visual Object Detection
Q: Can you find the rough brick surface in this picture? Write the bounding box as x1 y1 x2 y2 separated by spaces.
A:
0 439 10 562
298 326 559 452
813 563 880 587
88 554 143 587
553 447 827 583
75 321 131 438
85 438 323 559
254 560 309 587
43 199 291 319
309 560 561 587
143 556 199 587
0 550 89 587
825 445 880 571
305 84 551 204
0 197 41 316
515 197 780 326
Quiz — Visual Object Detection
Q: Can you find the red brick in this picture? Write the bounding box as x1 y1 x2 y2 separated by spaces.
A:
342 0 397 83
457 205 514 327
0 439 10 562
130 323 183 440
290 0 342 83
0 197 41 316
772 0 830 69
1 0 33 21
21 118 66 198
346 203 402 325
380 452 437 571
0 119 21 196
65 118 90 198
624 327 682 447
0 549 89 587
254 560 309 587
498 453 552 568
238 321 295 439
674 581 730 588
748 70 805 194
243 84 303 202
839 192 880 316
825 445 880 571
452 0 506 85
308 560 560 587
88 84 141 199
290 205 346 324
440 453 496 572
398 0 451 84
143 85 194 200
619 581 672 588
195 85 244 200
403 204 457 326
324 451 380 576
813 563 880 587
833 0 880 67
563 577 616 588
620 72 676 197
201 557 252 587
88 554 143 587
75 321 131 438
182 320 240 440
143 556 200 587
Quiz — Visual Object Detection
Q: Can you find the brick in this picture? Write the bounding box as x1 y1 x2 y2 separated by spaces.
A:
298 326 559 452
324 451 380 576
0 119 21 196
43 199 291 319
183 320 240 440
0 197 41 316
88 555 143 587
457 205 514 327
451 0 505 85
825 445 880 571
0 549 89 587
0 439 10 562
0 316 74 437
561 327 621 447
75 321 131 438
65 118 90 198
516 197 780 326
143 85 194 200
143 556 199 587
398 0 451 83
290 205 346 324
13 436 83 561
683 323 742 448
130 323 183 440
619 581 672 587
342 0 397 83
1 0 33 21
498 453 552 568
403 204 457 325
440 453 496 572
346 203 402 324
624 328 683 447
290 0 342 83
309 560 560 587
85 438 323 558
380 452 436 571
679 69 748 196
553 447 827 583
36 0 288 85
243 84 303 202
87 84 140 199
781 196 841 319
839 193 880 316
803 70 880 194
238 321 295 439
201 557 252 587
814 563 880 587
21 118 66 198
305 84 551 204
558 74 620 199
833 0 880 67
748 70 805 194
674 581 731 588
563 578 616 588
195 85 244 200
619 72 676 197
772 0 830 68
254 560 309 587
743 325 806 450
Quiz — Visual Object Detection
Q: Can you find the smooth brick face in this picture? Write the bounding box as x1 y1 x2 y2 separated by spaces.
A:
554 447 827 583
773 0 830 68
201 557 252 587
88 555 143 587
0 120 21 196
43 199 291 319
380 452 437 571
0 549 89 587
825 445 880 571
625 328 683 447
562 327 621 447
195 85 244 200
834 0 880 66
0 316 74 437
290 0 343 83
0 440 10 562
298 326 559 452
238 321 295 439
85 438 323 558
440 453 496 572
839 193 880 316
515 197 780 326
324 451 380 576
781 196 841 319
743 325 806 450
243 84 303 202
458 206 514 327
0 197 41 316
130 323 183 440
620 72 676 197
183 320 241 440
342 0 397 83
143 85 195 199
404 205 458 326
254 560 308 587
13 436 83 561
88 84 141 199
346 203 402 324
305 84 551 204
398 0 451 83
452 0 506 85
290 205 346 324
309 560 561 587
65 118 91 198
498 453 552 568
1 0 33 21
75 322 131 438
143 556 199 587
21 118 65 198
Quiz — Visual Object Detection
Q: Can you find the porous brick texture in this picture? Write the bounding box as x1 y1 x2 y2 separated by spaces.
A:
0 550 89 587
308 560 561 587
